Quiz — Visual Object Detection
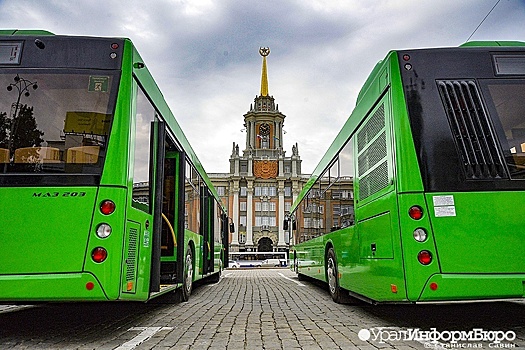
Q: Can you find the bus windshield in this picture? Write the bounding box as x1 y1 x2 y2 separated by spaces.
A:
0 70 118 179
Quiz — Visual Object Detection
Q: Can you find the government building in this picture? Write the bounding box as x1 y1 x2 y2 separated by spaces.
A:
209 48 307 256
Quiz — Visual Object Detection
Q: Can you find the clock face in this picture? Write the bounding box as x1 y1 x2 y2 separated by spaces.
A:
259 123 270 136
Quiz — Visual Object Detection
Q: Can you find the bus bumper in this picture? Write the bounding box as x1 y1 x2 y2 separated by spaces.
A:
418 273 525 302
0 273 109 302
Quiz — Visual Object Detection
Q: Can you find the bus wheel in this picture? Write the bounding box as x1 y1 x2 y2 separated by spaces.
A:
181 246 193 302
326 248 344 303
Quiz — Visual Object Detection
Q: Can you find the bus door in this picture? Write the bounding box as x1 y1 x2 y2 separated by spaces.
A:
150 122 185 292
200 186 213 275
221 213 229 270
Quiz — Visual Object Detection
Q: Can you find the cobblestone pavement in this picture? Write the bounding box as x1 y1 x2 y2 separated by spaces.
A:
2 269 525 349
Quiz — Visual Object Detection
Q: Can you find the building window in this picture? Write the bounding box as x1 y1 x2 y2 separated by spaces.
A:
285 186 291 197
240 187 247 196
240 215 247 226
240 202 247 211
240 162 248 173
255 185 277 197
255 216 276 226
217 186 225 196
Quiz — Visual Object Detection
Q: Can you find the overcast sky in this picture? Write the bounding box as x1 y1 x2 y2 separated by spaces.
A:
1 0 524 173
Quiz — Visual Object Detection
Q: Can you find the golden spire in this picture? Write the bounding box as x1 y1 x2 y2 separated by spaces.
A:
259 47 270 96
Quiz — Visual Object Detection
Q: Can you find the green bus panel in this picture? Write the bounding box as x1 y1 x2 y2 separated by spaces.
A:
0 32 226 303
291 41 525 303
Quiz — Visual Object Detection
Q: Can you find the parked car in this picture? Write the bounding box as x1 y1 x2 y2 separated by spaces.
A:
228 260 240 268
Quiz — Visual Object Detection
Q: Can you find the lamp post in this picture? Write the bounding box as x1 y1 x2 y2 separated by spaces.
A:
6 74 38 155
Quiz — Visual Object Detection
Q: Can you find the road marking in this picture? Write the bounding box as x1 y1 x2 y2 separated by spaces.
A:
278 272 305 286
0 305 35 314
115 327 173 350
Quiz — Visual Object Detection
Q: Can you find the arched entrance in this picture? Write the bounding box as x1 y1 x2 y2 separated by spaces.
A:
257 237 273 252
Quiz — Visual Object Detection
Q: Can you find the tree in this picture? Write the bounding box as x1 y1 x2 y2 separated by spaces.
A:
9 104 44 150
0 104 44 161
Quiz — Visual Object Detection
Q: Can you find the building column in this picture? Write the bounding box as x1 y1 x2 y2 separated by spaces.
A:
250 121 256 149
278 186 286 247
246 184 254 247
279 121 284 149
231 186 239 247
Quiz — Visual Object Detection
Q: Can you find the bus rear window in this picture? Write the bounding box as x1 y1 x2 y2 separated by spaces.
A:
0 70 118 177
481 80 525 179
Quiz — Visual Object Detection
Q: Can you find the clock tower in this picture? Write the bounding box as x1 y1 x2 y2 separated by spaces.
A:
225 47 303 254
209 48 305 256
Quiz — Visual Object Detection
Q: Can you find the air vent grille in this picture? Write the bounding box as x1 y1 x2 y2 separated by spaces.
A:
437 80 506 179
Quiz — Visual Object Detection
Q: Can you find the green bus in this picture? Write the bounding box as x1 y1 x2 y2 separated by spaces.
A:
287 41 525 303
0 30 228 302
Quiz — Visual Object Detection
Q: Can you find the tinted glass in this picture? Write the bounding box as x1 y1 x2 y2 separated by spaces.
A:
482 80 525 179
0 70 117 175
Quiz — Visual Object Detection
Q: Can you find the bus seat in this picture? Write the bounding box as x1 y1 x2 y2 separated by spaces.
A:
0 148 9 163
512 153 525 166
66 146 100 164
14 147 61 163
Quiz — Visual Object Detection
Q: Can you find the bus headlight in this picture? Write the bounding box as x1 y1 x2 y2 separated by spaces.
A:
413 228 428 242
96 223 112 238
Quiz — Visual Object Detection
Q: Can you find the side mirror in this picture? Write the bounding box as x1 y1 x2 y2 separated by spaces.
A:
283 220 289 231
229 222 235 233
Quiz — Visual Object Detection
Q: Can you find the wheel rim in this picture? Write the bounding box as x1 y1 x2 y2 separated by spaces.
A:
185 252 193 293
327 256 337 295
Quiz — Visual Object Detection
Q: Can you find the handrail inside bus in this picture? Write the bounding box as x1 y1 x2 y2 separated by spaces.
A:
161 213 176 248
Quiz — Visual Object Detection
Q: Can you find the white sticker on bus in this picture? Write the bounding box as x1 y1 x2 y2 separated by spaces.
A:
433 195 456 217
432 195 454 206
434 205 456 217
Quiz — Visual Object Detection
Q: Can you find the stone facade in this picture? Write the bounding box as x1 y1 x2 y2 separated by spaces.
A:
209 48 307 254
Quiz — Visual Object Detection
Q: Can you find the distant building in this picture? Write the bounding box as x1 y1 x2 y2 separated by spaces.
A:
209 48 308 254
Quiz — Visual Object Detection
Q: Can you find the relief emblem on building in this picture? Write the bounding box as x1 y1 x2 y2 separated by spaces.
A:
253 160 278 179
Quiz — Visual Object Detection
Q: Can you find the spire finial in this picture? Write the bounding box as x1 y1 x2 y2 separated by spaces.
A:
259 47 270 96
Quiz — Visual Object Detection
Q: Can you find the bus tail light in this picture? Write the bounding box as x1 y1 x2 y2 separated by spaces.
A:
92 247 108 263
417 250 432 265
96 223 112 238
100 200 115 215
409 206 423 220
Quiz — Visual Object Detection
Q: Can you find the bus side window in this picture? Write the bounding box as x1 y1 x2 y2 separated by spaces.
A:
131 84 155 212
337 138 355 228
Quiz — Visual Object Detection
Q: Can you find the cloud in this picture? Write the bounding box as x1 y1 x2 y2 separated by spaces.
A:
1 0 524 174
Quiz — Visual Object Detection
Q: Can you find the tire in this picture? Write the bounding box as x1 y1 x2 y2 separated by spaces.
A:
181 246 193 302
326 248 345 303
